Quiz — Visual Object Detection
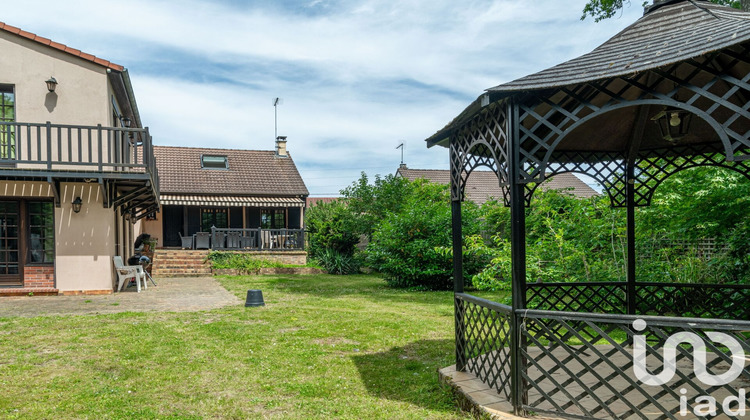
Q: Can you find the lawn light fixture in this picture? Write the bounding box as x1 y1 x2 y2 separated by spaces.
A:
45 77 58 92
72 197 82 213
652 107 692 142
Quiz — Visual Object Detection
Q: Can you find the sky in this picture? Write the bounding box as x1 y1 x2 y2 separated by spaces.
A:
3 0 643 196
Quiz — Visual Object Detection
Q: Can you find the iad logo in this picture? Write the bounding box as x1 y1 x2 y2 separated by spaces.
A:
632 319 747 417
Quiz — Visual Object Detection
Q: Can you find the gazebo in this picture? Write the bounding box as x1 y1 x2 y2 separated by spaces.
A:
426 1 750 418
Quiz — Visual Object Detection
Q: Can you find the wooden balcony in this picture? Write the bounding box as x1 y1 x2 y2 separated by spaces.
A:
0 121 159 220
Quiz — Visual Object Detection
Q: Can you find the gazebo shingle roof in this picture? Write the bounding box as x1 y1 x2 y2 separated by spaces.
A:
491 0 750 93
427 0 750 148
155 146 309 197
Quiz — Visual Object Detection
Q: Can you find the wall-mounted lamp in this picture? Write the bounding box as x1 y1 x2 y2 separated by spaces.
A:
652 107 692 142
45 77 58 93
72 197 83 213
121 116 132 128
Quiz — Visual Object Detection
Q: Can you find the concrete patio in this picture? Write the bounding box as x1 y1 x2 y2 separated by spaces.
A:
0 277 241 317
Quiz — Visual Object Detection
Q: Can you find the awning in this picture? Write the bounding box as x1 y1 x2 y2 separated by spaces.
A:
160 194 305 207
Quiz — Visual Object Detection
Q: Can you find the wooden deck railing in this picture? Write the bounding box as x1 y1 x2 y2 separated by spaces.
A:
209 227 305 251
0 121 157 178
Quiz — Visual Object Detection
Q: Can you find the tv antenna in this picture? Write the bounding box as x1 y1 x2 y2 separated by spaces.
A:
396 142 404 164
273 97 284 139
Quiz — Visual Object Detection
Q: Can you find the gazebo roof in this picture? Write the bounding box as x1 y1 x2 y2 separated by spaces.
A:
492 0 750 93
426 0 750 148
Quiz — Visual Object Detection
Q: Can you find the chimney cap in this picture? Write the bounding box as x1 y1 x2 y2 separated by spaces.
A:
276 135 287 141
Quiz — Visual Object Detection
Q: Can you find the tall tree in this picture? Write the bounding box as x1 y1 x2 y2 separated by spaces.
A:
582 0 742 22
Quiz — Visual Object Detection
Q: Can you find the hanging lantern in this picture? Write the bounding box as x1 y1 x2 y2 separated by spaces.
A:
653 107 692 142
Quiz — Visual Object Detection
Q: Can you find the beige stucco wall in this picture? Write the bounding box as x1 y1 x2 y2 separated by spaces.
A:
55 183 118 292
0 31 138 292
0 181 123 291
0 31 113 126
140 217 163 249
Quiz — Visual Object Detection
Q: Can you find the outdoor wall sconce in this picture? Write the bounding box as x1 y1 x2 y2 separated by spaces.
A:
652 107 692 142
45 77 58 92
72 197 82 213
121 116 131 128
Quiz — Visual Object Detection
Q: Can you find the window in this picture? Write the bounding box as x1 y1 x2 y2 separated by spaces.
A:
0 85 15 159
201 155 228 169
27 201 54 264
261 209 286 229
0 201 19 275
201 208 228 231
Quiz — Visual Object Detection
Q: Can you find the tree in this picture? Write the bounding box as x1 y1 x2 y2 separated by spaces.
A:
582 0 742 22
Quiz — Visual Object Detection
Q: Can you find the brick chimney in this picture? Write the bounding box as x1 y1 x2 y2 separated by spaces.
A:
275 136 288 158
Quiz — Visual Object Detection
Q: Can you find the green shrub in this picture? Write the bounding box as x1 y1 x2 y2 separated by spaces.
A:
305 200 360 259
316 249 360 275
206 251 302 273
365 181 485 290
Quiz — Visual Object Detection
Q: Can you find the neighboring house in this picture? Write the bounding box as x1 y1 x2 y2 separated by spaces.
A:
306 197 339 207
396 164 597 205
0 22 159 294
141 138 308 248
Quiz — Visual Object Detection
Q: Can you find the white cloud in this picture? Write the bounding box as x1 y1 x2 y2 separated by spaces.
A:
1 0 644 195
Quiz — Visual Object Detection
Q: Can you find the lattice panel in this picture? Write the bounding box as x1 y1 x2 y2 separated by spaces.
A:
637 283 750 321
519 311 750 420
633 143 750 206
512 44 750 192
450 102 508 201
526 282 628 314
455 295 513 400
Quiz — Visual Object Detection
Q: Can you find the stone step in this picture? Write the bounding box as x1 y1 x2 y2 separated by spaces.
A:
152 249 213 278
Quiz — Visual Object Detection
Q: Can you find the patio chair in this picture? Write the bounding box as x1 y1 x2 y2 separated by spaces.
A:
240 235 255 249
179 234 193 249
194 232 211 249
226 231 241 249
261 230 274 249
113 256 147 292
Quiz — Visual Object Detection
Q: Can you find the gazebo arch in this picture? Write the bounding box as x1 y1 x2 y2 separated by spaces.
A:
427 1 750 418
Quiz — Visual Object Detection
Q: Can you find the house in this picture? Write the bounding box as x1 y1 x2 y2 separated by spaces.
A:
0 22 159 295
395 164 598 205
306 197 339 207
140 138 308 249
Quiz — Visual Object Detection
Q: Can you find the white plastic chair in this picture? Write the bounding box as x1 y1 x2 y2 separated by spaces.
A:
113 256 147 292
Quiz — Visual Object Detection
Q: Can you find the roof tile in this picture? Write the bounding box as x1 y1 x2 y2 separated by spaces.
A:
396 168 598 205
155 146 309 197
0 21 124 71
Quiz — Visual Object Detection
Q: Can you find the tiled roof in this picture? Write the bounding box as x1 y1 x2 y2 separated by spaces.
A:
396 168 598 205
306 197 339 207
154 146 309 197
0 21 124 71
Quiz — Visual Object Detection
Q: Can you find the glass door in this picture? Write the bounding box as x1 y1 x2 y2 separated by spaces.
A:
0 201 20 286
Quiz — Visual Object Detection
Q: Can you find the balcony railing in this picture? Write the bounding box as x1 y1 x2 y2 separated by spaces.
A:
0 121 157 179
209 227 305 251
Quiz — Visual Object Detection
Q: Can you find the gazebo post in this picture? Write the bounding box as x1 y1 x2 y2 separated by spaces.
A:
626 164 637 315
450 136 466 372
452 200 463 294
625 105 648 315
451 198 466 372
508 102 527 416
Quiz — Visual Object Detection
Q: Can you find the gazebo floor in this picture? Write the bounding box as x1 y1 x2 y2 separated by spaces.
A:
439 364 561 420
440 345 749 419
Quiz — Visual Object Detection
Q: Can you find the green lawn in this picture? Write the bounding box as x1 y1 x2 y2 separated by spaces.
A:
0 274 474 419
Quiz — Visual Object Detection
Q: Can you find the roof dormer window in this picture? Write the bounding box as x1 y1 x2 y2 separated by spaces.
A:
201 155 228 169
